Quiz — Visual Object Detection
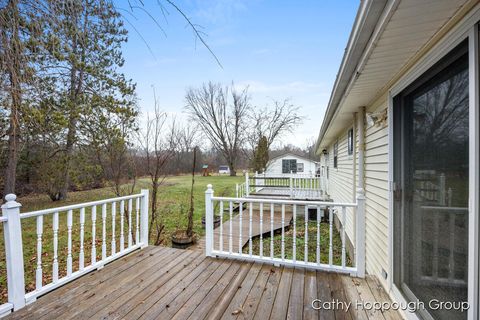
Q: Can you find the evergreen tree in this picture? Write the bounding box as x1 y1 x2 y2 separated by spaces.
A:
41 0 136 200
252 136 269 173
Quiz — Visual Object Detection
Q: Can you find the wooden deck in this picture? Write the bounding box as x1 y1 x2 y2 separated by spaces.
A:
7 246 402 320
214 205 294 253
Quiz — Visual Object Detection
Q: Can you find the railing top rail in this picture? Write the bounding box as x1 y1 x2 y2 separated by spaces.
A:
421 206 468 212
210 196 357 207
0 216 7 223
20 193 144 219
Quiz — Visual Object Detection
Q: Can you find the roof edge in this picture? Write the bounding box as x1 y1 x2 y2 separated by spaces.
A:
315 0 388 153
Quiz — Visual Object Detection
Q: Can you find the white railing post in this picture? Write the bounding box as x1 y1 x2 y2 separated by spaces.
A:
205 184 214 257
289 171 293 198
356 188 366 278
235 183 239 197
2 194 26 310
438 173 446 206
245 172 250 196
140 189 149 248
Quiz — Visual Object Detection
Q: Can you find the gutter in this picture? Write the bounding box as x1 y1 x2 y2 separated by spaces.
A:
315 0 389 153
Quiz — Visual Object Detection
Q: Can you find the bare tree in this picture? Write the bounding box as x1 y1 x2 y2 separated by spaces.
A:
185 82 250 176
248 99 303 155
138 95 176 245
170 122 202 174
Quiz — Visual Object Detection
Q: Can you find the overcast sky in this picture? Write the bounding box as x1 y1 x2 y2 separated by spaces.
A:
117 0 358 148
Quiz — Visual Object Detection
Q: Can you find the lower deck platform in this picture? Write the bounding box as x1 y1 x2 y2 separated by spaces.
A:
7 246 402 320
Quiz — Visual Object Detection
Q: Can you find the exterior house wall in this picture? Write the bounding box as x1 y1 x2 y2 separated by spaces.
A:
323 96 390 288
364 95 390 288
265 154 318 175
324 127 357 255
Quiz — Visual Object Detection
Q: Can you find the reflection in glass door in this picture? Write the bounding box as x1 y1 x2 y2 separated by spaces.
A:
394 41 469 320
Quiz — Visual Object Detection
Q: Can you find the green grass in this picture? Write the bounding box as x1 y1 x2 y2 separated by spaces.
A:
245 218 352 266
0 174 243 304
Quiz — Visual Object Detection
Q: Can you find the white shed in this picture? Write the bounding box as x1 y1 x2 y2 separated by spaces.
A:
265 152 318 176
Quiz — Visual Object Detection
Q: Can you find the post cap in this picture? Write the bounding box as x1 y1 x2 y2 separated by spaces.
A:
5 194 16 202
2 193 21 209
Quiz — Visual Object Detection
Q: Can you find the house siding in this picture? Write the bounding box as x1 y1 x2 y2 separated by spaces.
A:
265 154 317 175
325 126 356 252
364 97 389 288
323 97 390 288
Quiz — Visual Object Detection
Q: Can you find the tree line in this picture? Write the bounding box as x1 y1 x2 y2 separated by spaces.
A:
0 0 305 202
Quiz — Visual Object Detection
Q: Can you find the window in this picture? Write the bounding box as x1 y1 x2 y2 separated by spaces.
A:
282 159 297 173
333 142 338 168
297 163 304 172
347 129 354 156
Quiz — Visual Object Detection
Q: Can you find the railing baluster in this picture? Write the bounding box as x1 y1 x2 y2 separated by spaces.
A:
316 206 320 264
36 215 43 290
92 206 97 264
111 202 116 255
448 213 455 280
432 214 439 279
281 204 285 261
329 208 333 266
304 205 308 263
239 202 243 254
219 201 223 252
260 202 263 258
229 201 233 254
67 209 73 276
293 204 296 262
270 203 274 260
120 200 125 251
79 208 85 270
136 197 140 244
128 199 133 248
52 211 59 283
249 202 253 256
102 203 107 260
341 206 346 268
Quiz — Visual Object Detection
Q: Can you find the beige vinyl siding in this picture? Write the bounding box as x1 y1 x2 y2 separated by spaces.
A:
326 127 356 249
364 96 389 288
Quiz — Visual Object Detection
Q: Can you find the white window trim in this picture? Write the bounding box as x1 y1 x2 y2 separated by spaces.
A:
386 4 480 320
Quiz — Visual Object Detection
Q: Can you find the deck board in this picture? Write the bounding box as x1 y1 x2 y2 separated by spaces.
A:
5 246 402 320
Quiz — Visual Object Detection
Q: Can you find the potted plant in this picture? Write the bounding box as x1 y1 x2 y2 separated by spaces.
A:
171 147 197 249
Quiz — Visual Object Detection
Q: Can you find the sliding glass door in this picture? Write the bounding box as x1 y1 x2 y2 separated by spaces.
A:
393 40 469 320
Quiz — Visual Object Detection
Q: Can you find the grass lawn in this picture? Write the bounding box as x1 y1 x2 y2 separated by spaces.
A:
245 218 352 266
0 174 243 304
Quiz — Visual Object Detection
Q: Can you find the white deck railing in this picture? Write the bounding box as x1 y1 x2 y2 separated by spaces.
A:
238 172 326 199
0 190 149 317
204 184 365 277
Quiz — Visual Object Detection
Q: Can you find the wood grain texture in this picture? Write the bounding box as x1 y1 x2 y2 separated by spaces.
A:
5 246 402 320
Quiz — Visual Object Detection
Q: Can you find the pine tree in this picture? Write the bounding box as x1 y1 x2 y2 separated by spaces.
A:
252 136 269 173
42 0 136 200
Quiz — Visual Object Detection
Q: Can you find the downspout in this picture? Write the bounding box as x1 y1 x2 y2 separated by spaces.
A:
356 107 366 278
358 107 366 191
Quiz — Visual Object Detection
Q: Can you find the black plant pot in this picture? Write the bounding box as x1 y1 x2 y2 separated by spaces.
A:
201 215 221 229
171 230 195 249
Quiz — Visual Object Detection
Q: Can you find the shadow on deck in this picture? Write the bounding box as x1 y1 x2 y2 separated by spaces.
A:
6 246 402 320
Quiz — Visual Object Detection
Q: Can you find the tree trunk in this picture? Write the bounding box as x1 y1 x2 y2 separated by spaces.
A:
58 115 77 200
228 162 236 176
4 110 20 197
2 0 22 198
187 148 196 237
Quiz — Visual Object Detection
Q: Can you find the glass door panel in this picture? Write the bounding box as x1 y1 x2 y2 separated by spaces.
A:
394 42 469 320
